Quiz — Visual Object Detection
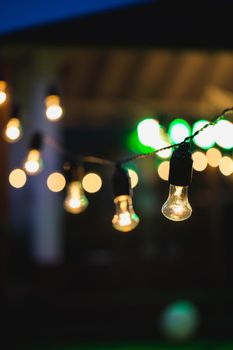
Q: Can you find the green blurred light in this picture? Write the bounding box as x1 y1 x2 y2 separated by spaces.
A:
126 129 155 154
137 118 160 147
168 119 191 143
192 120 215 149
214 119 233 150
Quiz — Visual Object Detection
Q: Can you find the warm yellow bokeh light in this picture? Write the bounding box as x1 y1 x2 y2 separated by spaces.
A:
0 91 7 105
4 118 22 142
192 151 208 172
128 169 139 188
206 148 222 167
9 168 27 188
45 95 60 107
158 161 170 181
46 105 63 121
82 173 102 193
24 149 43 175
0 81 7 105
219 156 233 176
47 172 66 192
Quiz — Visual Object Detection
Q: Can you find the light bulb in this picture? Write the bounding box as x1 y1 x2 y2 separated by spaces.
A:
3 118 22 143
0 80 7 105
64 181 88 214
112 195 139 232
162 185 192 221
45 94 63 121
24 149 43 175
162 143 193 222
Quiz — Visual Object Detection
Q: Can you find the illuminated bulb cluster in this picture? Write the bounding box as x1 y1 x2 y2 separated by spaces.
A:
45 94 63 121
0 80 7 105
3 105 23 143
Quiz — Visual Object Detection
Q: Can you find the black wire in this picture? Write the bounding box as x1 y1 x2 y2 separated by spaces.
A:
44 107 233 167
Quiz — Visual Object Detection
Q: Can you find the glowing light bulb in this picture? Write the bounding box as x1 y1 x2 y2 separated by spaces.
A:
158 161 170 181
219 156 233 176
64 181 88 214
112 195 139 232
24 149 43 175
0 80 7 105
112 166 139 232
162 143 193 222
45 94 63 121
192 151 208 172
206 147 222 167
4 118 22 143
162 185 192 221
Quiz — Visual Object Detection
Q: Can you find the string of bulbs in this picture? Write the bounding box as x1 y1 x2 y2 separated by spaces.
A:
0 79 232 232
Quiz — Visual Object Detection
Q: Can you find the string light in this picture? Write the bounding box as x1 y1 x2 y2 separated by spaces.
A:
8 107 233 231
23 132 43 175
158 161 170 181
0 79 7 105
112 166 139 232
45 86 63 122
161 143 193 221
3 104 23 143
64 165 88 214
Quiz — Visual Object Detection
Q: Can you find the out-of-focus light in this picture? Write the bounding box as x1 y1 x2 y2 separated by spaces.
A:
137 118 160 147
82 173 102 193
127 168 139 188
47 172 66 192
158 161 170 181
192 151 208 172
168 119 191 144
3 118 22 143
192 120 215 149
9 168 27 188
214 119 233 149
64 181 88 214
206 148 222 167
0 80 7 105
219 156 233 176
160 300 199 342
45 95 63 121
24 149 43 175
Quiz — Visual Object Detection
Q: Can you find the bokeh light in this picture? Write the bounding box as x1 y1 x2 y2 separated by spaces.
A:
82 173 102 193
219 156 233 176
158 161 170 181
206 148 222 167
214 119 233 149
127 168 139 188
24 149 43 175
192 120 215 149
160 300 199 342
46 105 63 121
0 80 7 105
168 119 191 143
137 118 160 147
192 151 208 172
4 118 22 143
47 172 66 192
9 168 27 188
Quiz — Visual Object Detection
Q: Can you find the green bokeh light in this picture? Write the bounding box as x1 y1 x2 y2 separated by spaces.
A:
192 120 215 149
168 119 191 144
214 119 233 150
137 118 160 147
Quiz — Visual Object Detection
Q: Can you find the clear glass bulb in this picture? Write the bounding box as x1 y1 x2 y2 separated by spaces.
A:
3 118 23 143
162 185 192 221
112 195 139 232
64 181 88 214
24 149 43 175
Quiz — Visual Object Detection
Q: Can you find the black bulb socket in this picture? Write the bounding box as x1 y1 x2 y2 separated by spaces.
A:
169 142 193 186
112 165 132 198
